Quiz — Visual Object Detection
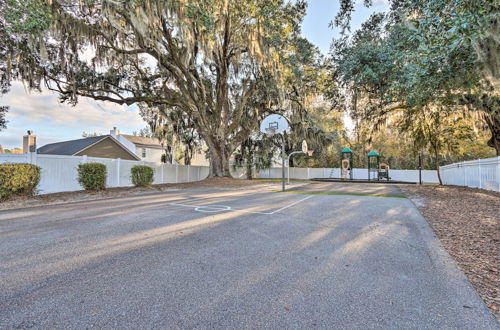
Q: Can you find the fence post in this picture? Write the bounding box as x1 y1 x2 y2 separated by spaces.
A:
175 164 179 183
116 158 121 187
307 167 310 179
463 162 467 187
187 165 190 182
161 163 164 184
478 159 482 189
497 157 500 192
28 152 37 165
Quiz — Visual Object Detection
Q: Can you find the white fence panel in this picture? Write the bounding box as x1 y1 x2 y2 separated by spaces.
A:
0 153 211 194
12 153 499 193
176 165 189 183
258 166 439 183
162 164 178 183
120 159 142 187
440 157 500 192
35 154 85 193
0 153 28 163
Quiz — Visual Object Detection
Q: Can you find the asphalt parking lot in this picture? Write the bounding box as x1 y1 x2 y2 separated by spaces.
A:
0 182 497 329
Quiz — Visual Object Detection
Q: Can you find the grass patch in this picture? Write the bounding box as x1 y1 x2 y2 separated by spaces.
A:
273 190 407 199
254 178 308 182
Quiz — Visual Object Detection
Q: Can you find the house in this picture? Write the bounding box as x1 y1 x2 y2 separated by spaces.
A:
34 127 209 164
37 134 141 160
35 128 169 162
109 128 167 163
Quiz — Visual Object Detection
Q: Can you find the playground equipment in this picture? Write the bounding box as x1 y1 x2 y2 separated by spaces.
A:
378 162 390 181
367 150 380 180
340 147 353 180
368 150 391 181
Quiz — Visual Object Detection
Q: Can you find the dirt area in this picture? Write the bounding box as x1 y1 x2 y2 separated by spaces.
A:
0 178 272 211
401 185 500 318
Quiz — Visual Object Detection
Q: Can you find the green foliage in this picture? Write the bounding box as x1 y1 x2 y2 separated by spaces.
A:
0 106 7 131
0 163 40 200
330 0 500 156
2 0 312 177
77 163 107 191
130 165 154 187
3 0 52 34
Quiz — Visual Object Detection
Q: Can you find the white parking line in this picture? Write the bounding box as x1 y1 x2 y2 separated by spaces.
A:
170 195 313 215
267 195 313 214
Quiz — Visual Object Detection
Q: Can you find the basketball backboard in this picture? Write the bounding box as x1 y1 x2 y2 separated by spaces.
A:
301 140 308 153
260 114 289 135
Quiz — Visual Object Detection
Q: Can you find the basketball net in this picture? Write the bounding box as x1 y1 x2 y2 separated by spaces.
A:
265 127 277 136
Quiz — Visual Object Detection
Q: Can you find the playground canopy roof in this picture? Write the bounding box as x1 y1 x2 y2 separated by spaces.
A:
341 147 353 154
368 150 380 157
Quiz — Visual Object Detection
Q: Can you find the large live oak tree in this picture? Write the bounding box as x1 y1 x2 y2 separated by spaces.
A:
331 0 500 155
1 0 307 176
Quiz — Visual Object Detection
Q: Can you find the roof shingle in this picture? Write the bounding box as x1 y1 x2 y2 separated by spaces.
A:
37 135 109 155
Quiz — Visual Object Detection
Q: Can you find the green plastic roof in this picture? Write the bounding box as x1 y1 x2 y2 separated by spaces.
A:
367 150 380 157
341 147 353 153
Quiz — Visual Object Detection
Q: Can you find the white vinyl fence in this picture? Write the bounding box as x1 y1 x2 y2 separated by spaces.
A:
258 167 439 183
0 153 209 194
440 157 500 192
8 153 496 194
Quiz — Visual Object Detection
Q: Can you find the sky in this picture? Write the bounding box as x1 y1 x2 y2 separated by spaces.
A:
0 0 389 149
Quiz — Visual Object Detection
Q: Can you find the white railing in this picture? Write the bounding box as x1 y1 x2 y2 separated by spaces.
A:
440 157 500 192
0 153 210 194
258 167 439 183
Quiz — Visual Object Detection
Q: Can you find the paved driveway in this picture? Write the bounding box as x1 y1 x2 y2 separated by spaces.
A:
0 183 497 329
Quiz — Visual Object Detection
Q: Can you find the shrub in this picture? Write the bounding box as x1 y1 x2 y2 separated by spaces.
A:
131 165 154 187
77 162 107 191
0 163 41 200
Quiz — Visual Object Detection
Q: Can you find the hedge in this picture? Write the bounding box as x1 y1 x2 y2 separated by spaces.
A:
77 162 107 191
0 163 41 200
131 165 154 187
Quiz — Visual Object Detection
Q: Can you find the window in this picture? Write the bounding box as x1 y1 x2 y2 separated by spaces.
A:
141 148 146 158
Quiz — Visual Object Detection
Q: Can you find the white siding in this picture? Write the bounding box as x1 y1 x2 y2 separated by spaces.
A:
135 146 163 163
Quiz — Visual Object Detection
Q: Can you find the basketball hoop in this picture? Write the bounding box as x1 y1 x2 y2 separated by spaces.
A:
260 115 289 136
307 150 314 157
265 126 278 136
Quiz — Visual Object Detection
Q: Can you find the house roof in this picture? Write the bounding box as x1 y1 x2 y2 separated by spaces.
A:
38 136 108 155
121 134 163 148
37 135 140 160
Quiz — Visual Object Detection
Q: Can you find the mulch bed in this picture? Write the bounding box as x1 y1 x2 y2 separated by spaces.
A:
0 178 271 211
401 185 499 318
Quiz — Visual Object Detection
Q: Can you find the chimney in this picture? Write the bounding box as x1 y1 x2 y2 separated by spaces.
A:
110 127 120 137
23 130 37 153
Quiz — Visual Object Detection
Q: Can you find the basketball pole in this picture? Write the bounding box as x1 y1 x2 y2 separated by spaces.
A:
281 132 285 191
282 133 286 192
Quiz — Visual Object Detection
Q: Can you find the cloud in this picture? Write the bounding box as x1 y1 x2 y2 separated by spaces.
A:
4 82 143 129
0 82 146 148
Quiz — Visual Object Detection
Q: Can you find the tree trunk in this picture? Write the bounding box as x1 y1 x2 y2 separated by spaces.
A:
208 146 231 177
184 149 191 165
484 113 500 156
434 152 443 185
